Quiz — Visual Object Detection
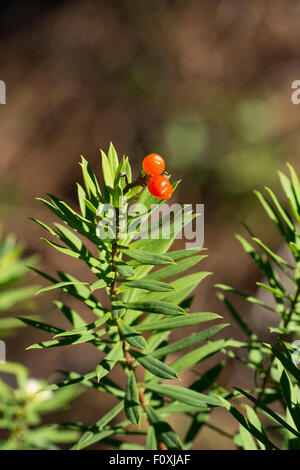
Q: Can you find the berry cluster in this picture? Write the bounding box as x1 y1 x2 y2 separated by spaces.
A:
143 153 173 200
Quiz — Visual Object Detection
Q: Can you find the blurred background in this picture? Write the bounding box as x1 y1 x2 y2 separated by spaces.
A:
1 0 300 449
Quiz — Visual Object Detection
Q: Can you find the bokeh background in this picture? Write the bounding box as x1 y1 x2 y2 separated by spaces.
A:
1 0 300 449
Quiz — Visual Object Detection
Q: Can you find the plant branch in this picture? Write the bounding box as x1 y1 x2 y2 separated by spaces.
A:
257 282 300 402
108 201 166 450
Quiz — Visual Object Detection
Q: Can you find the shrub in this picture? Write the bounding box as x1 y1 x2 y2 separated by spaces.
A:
217 164 300 450
28 143 227 450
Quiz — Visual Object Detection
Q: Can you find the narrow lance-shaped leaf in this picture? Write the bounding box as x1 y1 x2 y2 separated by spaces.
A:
117 318 147 351
152 324 228 358
80 155 102 200
238 424 258 450
120 279 174 292
123 248 174 265
235 388 300 439
125 372 141 426
108 142 119 177
131 351 179 381
143 383 221 407
144 272 212 304
254 189 292 239
126 301 185 316
96 342 123 382
135 312 221 332
17 317 64 335
145 426 157 450
171 339 226 372
278 170 300 221
54 313 111 338
146 254 206 282
218 396 278 450
35 281 89 296
101 150 114 190
74 401 124 450
116 262 135 278
145 406 182 450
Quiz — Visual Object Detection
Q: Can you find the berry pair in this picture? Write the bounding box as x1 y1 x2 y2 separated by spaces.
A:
143 153 173 200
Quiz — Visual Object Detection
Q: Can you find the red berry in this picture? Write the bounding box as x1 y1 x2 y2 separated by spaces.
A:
147 175 173 200
143 153 165 176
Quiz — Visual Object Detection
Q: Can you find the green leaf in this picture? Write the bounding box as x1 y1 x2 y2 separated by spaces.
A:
41 238 82 260
254 189 292 238
136 312 221 332
171 340 226 372
54 301 86 329
116 263 135 278
143 383 221 407
252 236 291 268
77 183 87 218
145 272 211 304
58 371 125 399
80 156 102 201
219 396 278 450
17 317 64 335
235 388 300 439
131 352 179 380
160 402 204 415
287 163 300 203
124 248 174 265
96 342 123 381
101 150 114 190
145 426 157 450
31 218 57 237
117 318 147 351
152 324 228 358
268 345 300 384
146 255 206 281
125 371 141 426
167 248 206 261
90 279 109 292
108 142 119 178
215 283 276 313
74 401 124 450
278 170 299 221
245 404 266 450
120 279 174 292
54 223 91 255
239 424 258 450
126 301 185 316
111 299 126 320
35 281 89 296
46 370 98 391
54 313 111 338
256 282 286 298
145 406 182 450
264 186 295 233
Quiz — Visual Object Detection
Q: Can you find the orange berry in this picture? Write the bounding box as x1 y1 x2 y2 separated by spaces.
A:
143 153 165 176
147 175 173 200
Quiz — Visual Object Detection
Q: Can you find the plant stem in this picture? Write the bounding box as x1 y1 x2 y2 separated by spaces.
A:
108 203 166 450
123 173 148 195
